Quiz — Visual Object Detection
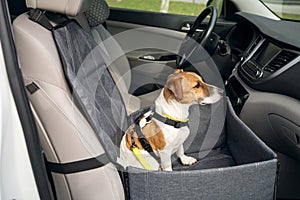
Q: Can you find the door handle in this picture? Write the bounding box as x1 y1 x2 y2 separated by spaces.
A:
139 54 177 62
181 22 204 32
181 23 191 31
140 55 156 61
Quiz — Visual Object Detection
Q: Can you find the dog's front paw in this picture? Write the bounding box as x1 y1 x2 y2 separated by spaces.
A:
180 155 197 166
162 166 173 171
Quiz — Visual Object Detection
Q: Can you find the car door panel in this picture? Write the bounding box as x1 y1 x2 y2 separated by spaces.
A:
107 20 185 95
126 48 177 95
106 8 236 95
108 8 236 36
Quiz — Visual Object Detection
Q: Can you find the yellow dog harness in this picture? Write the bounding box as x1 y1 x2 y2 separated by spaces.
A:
131 146 154 170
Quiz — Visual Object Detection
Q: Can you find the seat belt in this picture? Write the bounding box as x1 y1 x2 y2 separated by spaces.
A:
42 152 57 200
28 9 53 30
45 154 111 174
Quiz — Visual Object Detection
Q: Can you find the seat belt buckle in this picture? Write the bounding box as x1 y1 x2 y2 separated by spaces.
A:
29 9 44 22
139 138 153 152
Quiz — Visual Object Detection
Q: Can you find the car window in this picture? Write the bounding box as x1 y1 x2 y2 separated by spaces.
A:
260 0 300 21
106 0 222 16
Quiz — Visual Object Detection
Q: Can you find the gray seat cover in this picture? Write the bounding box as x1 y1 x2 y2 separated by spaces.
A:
54 21 129 163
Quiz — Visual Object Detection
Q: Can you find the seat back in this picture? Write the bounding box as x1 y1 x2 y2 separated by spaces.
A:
84 0 167 111
13 0 125 199
85 0 131 90
53 20 129 162
85 0 142 113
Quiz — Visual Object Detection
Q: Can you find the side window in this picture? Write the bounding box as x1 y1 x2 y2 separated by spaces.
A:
107 0 223 16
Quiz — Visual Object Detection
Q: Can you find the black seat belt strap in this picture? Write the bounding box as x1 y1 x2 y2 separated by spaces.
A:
28 9 53 31
43 152 57 199
46 153 110 174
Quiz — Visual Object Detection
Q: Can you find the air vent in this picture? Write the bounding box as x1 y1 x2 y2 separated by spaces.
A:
247 35 263 56
264 50 298 73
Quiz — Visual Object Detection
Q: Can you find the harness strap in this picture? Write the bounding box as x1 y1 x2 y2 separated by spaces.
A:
131 147 154 170
153 112 189 128
133 125 161 164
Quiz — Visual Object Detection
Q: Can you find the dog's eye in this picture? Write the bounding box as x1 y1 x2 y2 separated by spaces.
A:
194 82 201 88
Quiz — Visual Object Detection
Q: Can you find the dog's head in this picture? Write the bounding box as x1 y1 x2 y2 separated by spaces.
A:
163 69 223 105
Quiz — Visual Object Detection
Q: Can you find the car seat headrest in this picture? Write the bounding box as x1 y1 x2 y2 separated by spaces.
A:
85 0 110 27
26 0 92 16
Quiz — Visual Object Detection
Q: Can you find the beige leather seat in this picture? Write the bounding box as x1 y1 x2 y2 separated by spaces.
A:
13 0 125 199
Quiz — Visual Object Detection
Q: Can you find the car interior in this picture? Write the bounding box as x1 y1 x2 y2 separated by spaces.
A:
4 0 300 199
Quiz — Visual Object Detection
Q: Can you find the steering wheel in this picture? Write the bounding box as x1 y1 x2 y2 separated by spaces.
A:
177 6 218 68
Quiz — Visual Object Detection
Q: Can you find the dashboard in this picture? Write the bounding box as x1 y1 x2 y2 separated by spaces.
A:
238 36 300 99
225 13 300 111
240 38 299 81
224 12 300 199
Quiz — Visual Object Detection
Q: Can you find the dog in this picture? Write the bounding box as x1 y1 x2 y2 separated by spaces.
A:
118 69 223 171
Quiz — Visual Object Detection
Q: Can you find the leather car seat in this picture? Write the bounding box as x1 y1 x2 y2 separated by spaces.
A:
13 0 125 199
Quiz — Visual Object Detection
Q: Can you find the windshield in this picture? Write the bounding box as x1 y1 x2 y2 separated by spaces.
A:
260 0 300 21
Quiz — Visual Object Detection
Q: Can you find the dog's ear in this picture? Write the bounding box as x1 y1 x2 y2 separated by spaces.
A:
166 77 183 101
174 69 183 73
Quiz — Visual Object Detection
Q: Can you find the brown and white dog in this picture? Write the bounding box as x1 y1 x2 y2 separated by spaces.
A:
118 69 223 171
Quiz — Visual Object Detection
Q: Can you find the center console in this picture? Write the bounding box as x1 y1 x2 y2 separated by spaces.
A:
226 35 300 114
239 38 299 83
